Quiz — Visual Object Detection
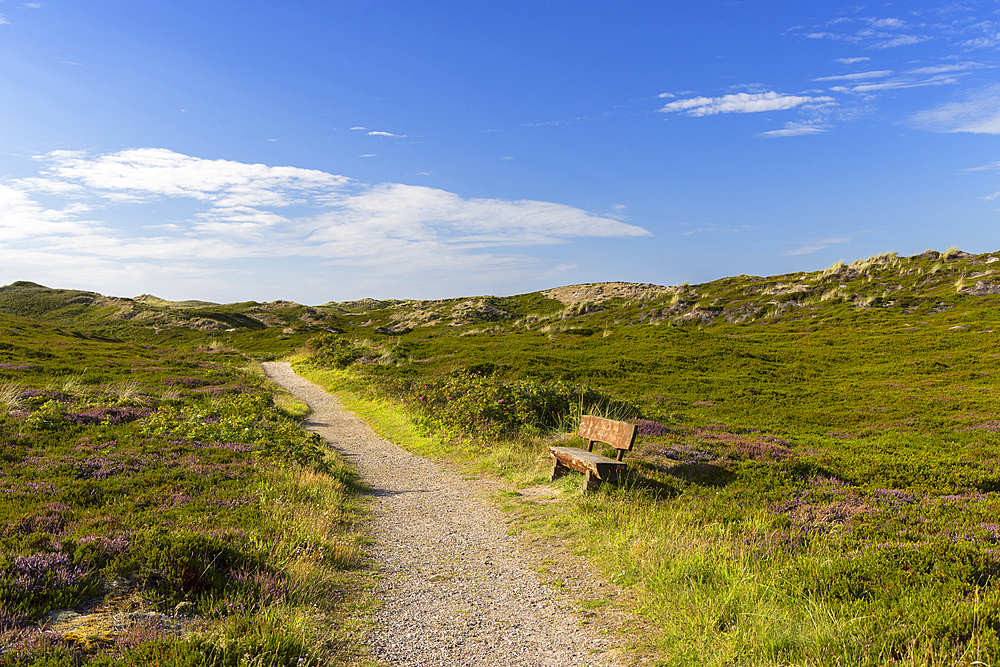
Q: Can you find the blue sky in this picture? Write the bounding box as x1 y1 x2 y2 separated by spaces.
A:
2 1 1000 303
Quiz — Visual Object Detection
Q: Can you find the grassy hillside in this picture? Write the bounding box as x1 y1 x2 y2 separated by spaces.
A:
7 247 1000 665
295 248 1000 666
0 312 369 666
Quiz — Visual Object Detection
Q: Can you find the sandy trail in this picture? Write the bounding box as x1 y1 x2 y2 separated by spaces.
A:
261 362 620 667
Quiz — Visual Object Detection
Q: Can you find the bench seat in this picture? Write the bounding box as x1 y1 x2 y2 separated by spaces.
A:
549 446 626 480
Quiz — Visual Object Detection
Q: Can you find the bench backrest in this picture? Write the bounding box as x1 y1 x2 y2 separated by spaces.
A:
578 415 637 462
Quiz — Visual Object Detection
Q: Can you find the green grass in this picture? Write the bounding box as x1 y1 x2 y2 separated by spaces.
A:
0 313 372 666
7 248 1000 665
291 249 1000 665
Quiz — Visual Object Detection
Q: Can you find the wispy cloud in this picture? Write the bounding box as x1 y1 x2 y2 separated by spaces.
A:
813 70 893 82
836 57 871 64
659 91 835 116
870 34 931 49
837 72 967 93
868 17 909 30
367 130 406 138
1 149 651 298
758 121 829 138
964 160 1000 172
909 84 1000 134
818 63 985 94
784 237 852 255
0 14 9 25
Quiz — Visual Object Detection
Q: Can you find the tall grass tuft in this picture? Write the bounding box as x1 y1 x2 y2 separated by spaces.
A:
0 383 24 413
943 245 963 260
108 380 148 405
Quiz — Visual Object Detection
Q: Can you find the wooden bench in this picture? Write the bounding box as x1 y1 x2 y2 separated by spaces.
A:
549 415 637 492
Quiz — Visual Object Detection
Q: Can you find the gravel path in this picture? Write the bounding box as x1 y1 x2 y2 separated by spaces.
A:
261 363 621 667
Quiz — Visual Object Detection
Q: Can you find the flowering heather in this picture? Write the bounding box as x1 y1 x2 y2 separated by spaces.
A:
11 552 88 592
0 363 37 371
163 492 195 507
21 455 55 470
773 492 870 535
66 406 154 425
19 389 67 401
16 506 67 534
107 618 172 653
75 455 145 480
78 533 131 557
870 488 920 508
229 566 288 605
0 605 27 632
959 420 1000 432
640 442 717 465
0 627 73 658
194 384 247 395
164 377 211 388
635 419 673 436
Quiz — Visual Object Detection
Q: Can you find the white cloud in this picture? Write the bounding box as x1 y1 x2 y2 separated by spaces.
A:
659 91 836 116
358 154 377 158
836 57 871 64
22 3 45 7
909 62 987 75
869 34 930 49
350 126 366 130
965 160 1000 172
0 149 651 299
784 237 852 255
826 65 971 94
27 148 350 207
867 17 909 29
367 130 406 138
807 32 843 40
0 14 9 24
848 72 965 92
909 84 1000 133
657 92 675 98
813 70 893 82
757 121 829 138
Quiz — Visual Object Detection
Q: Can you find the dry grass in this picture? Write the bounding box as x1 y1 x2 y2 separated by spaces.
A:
0 382 24 413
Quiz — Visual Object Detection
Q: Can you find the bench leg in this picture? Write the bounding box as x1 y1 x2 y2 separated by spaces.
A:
550 457 570 482
584 471 603 493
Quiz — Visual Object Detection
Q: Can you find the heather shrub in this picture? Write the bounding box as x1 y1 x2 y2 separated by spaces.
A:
399 372 614 439
304 334 361 369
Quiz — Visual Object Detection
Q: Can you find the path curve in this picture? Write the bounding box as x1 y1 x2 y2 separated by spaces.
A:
261 362 620 667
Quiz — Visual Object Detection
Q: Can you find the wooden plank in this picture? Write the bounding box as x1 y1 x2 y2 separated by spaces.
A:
549 446 625 482
578 415 637 452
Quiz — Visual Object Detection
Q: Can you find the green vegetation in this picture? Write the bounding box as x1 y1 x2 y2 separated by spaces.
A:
0 313 369 666
295 249 1000 665
7 247 1000 665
